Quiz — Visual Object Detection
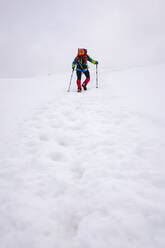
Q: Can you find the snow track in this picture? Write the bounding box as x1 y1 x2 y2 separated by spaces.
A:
0 65 165 248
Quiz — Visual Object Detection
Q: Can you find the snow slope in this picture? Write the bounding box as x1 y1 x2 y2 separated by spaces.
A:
0 64 165 248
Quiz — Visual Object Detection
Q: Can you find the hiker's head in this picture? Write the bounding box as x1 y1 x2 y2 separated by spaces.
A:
78 48 85 56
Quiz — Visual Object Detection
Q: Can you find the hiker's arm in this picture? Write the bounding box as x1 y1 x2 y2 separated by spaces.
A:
72 58 77 70
87 55 98 64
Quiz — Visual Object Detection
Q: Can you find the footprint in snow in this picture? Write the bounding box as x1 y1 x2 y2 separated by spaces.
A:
39 133 50 142
49 151 65 162
72 167 85 179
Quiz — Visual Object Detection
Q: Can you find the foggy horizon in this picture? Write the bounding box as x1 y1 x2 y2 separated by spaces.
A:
0 0 165 78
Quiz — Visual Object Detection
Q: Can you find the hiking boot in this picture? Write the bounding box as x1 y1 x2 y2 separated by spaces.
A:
82 82 87 90
77 88 82 92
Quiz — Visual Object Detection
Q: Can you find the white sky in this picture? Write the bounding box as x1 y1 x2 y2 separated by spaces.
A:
0 0 165 77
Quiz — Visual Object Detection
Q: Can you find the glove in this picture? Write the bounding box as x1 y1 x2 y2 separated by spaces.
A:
72 67 75 71
95 61 98 65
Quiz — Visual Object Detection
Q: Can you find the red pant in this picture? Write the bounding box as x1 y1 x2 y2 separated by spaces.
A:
76 70 90 89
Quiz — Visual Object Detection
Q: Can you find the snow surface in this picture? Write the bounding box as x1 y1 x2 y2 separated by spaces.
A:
0 64 165 248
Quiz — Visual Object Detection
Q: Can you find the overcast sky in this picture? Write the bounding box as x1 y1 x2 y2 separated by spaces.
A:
0 0 165 77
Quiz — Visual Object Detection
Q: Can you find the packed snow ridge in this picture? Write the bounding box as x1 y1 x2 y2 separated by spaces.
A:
0 64 165 248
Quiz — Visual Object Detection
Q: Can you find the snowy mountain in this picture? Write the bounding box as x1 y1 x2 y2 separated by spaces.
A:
0 64 165 248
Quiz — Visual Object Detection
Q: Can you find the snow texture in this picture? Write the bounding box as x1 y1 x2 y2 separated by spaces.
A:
0 64 165 248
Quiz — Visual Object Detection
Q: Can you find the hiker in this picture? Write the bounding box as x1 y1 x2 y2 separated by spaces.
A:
72 48 98 92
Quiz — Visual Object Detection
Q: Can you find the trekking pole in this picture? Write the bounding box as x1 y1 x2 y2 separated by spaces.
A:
96 64 98 88
67 69 74 92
